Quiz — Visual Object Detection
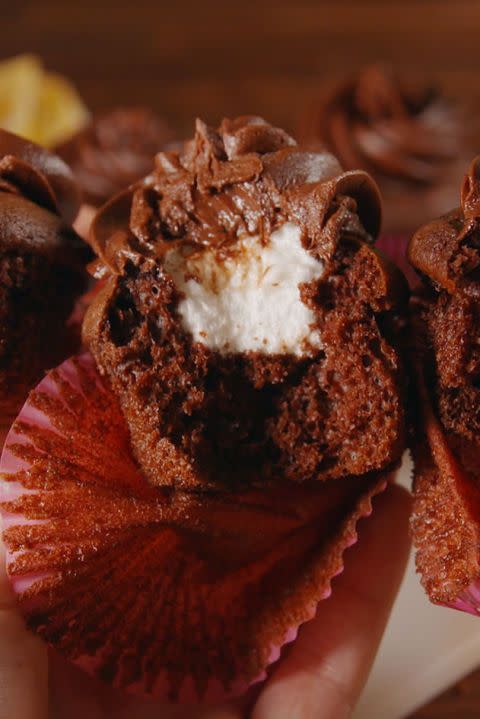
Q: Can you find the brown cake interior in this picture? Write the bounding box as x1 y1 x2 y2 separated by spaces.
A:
84 117 407 490
416 289 480 440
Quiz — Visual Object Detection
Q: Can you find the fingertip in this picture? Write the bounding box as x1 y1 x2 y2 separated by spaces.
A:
253 478 413 719
355 480 412 575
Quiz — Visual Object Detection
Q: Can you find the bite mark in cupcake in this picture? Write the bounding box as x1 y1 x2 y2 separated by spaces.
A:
164 221 324 356
84 116 407 491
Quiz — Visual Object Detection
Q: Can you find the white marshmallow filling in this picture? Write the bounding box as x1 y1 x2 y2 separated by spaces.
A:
164 222 324 357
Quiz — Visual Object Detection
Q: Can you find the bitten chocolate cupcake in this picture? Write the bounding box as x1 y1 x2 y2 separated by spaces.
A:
56 108 174 237
85 115 407 489
409 157 480 614
0 117 407 701
298 64 471 279
0 130 90 424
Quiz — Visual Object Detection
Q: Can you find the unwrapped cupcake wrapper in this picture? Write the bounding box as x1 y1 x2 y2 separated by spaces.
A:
0 354 395 703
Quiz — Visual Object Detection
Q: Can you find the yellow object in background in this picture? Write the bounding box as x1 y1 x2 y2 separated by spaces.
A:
0 54 90 147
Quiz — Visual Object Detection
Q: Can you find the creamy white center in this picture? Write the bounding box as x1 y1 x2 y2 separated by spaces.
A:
165 222 324 356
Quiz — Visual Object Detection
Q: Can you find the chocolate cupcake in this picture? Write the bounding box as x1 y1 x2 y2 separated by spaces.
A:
56 108 174 237
0 117 407 700
0 130 89 423
299 65 471 279
409 157 480 613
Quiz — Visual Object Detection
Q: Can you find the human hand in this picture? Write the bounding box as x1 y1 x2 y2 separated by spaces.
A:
0 484 411 719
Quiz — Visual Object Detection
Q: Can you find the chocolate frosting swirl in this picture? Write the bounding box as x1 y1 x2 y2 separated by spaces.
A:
56 108 174 206
0 129 88 267
0 129 81 223
408 156 480 292
299 65 463 189
89 115 383 278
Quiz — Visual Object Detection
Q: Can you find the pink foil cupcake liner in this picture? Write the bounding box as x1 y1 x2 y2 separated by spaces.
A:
377 234 417 287
443 584 480 617
0 354 392 703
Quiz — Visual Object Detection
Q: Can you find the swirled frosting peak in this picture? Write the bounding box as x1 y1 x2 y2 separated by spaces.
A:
300 64 463 188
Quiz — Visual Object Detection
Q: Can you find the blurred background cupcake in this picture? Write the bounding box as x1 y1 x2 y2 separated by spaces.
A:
0 54 90 148
298 64 475 283
55 107 174 237
0 55 174 239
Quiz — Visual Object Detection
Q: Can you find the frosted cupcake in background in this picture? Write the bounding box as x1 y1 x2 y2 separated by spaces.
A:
0 55 174 240
298 64 474 284
55 107 174 237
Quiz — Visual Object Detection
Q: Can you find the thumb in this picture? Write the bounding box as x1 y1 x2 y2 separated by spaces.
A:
0 536 48 719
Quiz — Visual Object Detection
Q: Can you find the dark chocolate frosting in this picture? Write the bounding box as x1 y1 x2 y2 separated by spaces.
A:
408 156 480 293
56 108 174 206
299 65 463 190
89 115 383 277
0 129 81 223
0 129 88 266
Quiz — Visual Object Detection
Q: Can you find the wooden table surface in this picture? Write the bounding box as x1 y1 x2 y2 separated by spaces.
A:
6 0 480 136
6 1 480 716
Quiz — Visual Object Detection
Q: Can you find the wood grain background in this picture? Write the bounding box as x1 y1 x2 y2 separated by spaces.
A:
5 1 480 716
5 0 480 137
